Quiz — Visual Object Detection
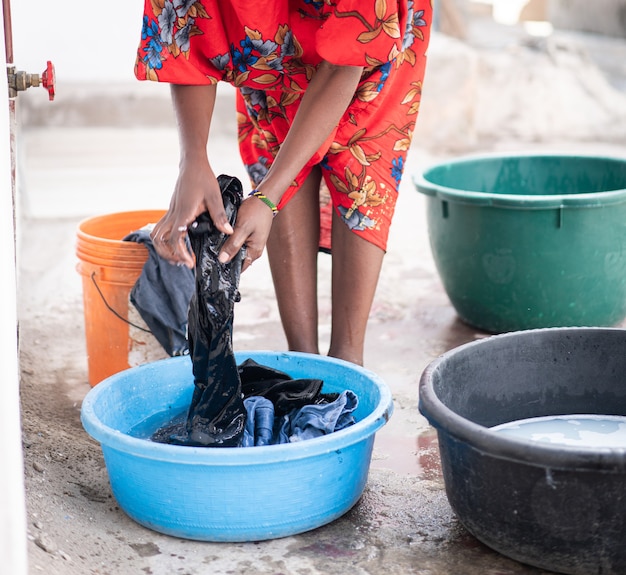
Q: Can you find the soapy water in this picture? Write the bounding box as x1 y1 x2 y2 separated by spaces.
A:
490 414 626 448
129 408 442 479
128 408 187 441
129 414 444 481
127 394 357 447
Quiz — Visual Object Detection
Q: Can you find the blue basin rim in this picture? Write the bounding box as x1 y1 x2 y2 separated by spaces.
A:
413 153 626 209
81 351 394 465
419 328 626 472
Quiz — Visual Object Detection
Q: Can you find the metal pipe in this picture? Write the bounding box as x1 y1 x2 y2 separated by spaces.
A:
2 0 13 64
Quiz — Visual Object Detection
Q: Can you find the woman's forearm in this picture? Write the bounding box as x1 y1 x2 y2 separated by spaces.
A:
151 83 231 269
170 83 217 164
258 61 364 204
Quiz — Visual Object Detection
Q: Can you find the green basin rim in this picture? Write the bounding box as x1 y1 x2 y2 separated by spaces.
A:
413 153 626 209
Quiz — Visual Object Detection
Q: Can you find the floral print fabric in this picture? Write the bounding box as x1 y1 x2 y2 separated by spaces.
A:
135 0 432 252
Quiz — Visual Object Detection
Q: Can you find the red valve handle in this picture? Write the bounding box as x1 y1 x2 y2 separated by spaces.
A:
41 61 55 101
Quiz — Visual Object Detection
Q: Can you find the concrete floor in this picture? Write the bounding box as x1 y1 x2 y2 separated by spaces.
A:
15 25 626 574
18 119 626 575
12 127 532 574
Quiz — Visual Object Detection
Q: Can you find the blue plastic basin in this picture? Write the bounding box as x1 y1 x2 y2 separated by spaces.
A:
80 351 393 542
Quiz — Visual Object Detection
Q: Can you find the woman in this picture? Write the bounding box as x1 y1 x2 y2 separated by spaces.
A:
135 0 432 366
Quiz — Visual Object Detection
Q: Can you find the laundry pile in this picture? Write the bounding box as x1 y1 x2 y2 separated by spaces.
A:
128 175 357 448
151 357 358 447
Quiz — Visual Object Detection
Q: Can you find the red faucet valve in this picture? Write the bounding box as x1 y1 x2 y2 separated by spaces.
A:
41 61 55 101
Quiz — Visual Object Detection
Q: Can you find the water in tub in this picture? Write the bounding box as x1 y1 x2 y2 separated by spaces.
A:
491 414 626 448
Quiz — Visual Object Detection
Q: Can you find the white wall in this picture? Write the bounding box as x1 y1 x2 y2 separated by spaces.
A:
1 10 29 575
11 0 145 83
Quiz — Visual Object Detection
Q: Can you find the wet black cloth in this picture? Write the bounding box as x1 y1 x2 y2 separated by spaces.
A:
124 229 194 356
149 175 338 448
238 358 329 417
173 174 247 447
152 355 338 447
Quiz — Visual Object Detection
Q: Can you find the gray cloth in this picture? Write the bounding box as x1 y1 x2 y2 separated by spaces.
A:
124 229 195 356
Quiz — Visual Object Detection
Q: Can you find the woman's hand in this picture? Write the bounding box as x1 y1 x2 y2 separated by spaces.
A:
218 192 275 270
152 169 275 271
152 157 274 272
151 159 233 268
152 83 238 268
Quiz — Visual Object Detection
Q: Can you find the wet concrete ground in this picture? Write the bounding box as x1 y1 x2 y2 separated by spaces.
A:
20 129 620 575
15 51 626 574
20 123 626 575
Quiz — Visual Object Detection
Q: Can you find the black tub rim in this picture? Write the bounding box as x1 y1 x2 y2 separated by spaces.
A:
419 327 626 472
413 152 626 209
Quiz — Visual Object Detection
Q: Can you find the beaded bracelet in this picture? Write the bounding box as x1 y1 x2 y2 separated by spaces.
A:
248 190 279 217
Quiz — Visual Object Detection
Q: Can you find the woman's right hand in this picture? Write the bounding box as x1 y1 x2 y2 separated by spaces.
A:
151 158 232 268
153 84 233 268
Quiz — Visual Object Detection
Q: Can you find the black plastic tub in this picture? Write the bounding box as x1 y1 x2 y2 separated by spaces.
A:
419 328 626 575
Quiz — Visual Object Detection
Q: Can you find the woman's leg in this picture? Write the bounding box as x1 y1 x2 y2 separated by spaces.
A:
328 213 385 366
266 167 323 354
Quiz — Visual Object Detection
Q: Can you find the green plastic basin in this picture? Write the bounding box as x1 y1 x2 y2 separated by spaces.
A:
414 153 626 333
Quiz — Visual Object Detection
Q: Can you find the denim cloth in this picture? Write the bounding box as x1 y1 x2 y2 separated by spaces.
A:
278 390 358 443
124 229 194 356
242 396 275 447
242 390 358 446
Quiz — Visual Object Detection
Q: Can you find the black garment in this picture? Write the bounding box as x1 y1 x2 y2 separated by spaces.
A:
238 358 328 417
124 229 194 356
180 175 248 447
148 176 333 447
152 356 337 446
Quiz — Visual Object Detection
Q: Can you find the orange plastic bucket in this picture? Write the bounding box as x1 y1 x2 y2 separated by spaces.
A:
76 210 168 386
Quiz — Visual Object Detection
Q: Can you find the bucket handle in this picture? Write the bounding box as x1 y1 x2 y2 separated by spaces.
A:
90 271 151 333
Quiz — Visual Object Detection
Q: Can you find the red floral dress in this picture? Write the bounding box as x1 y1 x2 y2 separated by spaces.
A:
135 0 432 252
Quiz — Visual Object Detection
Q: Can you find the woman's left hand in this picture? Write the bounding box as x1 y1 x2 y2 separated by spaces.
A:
219 193 276 271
